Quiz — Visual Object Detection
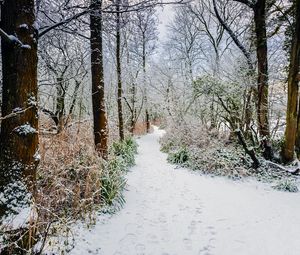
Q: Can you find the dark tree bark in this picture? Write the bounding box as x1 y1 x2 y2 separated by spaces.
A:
129 82 137 134
0 0 39 216
142 35 150 133
235 129 260 168
68 80 81 117
283 0 300 161
90 0 109 158
116 0 125 141
253 0 272 159
55 77 66 133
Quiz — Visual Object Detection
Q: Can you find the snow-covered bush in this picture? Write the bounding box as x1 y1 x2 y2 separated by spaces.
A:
101 158 127 207
110 137 138 168
101 137 138 206
167 147 189 165
161 119 300 186
160 120 252 178
273 180 299 193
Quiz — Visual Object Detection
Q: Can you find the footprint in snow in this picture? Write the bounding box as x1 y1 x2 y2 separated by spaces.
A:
119 233 137 246
135 243 146 252
147 233 159 244
183 238 193 250
125 223 139 232
158 213 167 223
188 220 198 235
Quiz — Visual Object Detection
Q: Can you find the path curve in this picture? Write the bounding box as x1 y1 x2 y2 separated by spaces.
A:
70 126 300 255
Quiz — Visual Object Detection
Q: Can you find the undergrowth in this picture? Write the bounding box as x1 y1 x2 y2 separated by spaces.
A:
273 180 299 193
160 121 299 186
0 122 138 254
167 147 189 166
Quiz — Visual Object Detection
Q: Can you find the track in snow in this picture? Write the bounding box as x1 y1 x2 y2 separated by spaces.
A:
70 126 300 255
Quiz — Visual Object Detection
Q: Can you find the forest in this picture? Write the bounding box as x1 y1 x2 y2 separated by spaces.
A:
0 0 300 254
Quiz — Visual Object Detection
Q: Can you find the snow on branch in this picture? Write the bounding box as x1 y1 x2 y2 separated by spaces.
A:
0 28 23 46
0 106 34 122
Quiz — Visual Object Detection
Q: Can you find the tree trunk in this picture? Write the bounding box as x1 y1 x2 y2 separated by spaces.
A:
296 110 300 157
129 82 136 134
68 80 81 119
254 0 272 159
146 109 150 133
90 0 108 158
243 87 253 137
116 0 124 141
0 0 39 216
142 35 150 133
289 0 300 160
55 77 65 133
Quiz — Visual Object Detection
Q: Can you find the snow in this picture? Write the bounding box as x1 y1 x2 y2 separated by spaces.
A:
33 150 41 162
19 24 29 30
28 96 38 107
13 123 37 136
55 126 300 255
7 35 20 43
7 35 23 46
33 21 40 30
12 107 23 113
21 44 31 49
2 206 32 229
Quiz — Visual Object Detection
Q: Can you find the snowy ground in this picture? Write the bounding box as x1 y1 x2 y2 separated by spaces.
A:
67 126 300 255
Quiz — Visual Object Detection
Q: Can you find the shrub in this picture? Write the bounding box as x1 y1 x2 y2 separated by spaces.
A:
273 180 299 193
160 121 252 178
0 124 138 254
167 147 189 165
160 140 174 153
110 137 138 168
101 158 126 207
100 136 138 207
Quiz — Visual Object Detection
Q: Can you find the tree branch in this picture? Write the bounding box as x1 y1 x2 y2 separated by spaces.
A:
0 107 33 122
213 0 254 72
0 28 23 46
38 9 89 38
233 0 255 8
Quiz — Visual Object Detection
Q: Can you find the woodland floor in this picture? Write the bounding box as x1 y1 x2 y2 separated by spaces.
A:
62 126 300 255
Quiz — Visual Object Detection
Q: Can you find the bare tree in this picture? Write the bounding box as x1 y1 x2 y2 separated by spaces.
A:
134 6 158 132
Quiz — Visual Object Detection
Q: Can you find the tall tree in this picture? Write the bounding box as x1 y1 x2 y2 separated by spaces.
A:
282 0 300 162
90 0 109 158
116 0 125 140
214 0 272 159
134 7 158 133
0 0 39 216
253 0 272 159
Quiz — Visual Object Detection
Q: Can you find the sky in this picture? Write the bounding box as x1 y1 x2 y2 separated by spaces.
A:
156 5 174 43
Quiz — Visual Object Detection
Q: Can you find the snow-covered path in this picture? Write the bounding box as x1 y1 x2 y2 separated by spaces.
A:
70 127 300 255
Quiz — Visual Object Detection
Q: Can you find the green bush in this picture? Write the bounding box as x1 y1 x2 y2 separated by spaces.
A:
101 136 138 207
160 140 175 153
101 157 127 206
111 137 138 168
167 147 189 165
273 180 299 193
